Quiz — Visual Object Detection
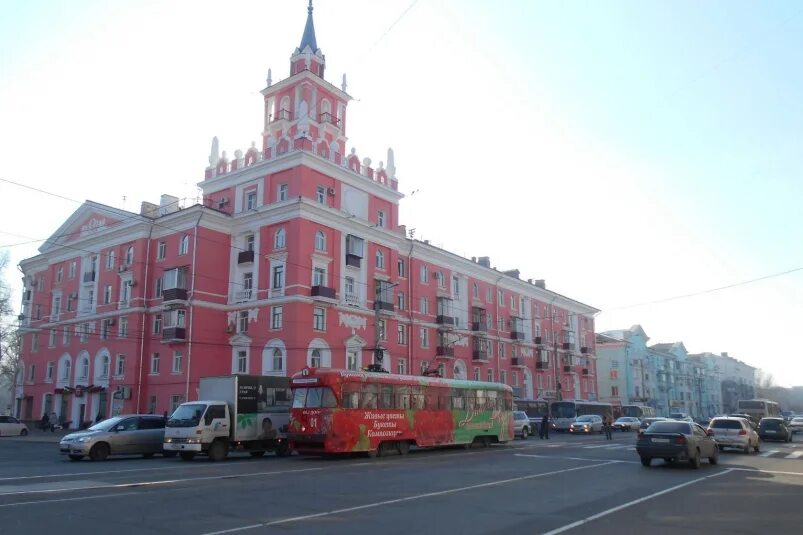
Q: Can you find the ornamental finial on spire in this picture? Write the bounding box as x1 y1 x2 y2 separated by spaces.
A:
299 0 318 53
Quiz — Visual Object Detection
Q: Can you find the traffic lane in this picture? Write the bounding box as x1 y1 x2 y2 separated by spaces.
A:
554 467 803 535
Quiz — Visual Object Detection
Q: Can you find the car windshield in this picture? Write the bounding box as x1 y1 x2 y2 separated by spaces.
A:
647 422 691 434
514 412 528 420
760 420 783 428
88 416 125 432
167 404 208 427
576 416 595 422
710 419 742 429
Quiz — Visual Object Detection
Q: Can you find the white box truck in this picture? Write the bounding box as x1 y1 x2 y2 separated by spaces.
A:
164 375 291 461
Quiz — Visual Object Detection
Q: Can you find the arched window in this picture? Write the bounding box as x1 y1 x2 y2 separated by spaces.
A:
321 99 331 115
310 349 321 368
376 250 385 269
272 348 283 371
280 96 290 117
315 230 326 251
101 355 109 378
125 246 134 265
275 228 286 249
80 357 89 380
61 359 71 381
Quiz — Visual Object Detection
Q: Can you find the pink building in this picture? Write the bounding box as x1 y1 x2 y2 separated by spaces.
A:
15 4 599 427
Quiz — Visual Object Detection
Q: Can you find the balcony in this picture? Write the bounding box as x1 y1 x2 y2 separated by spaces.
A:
436 346 454 358
234 289 253 302
318 112 341 127
271 109 292 122
580 346 589 354
471 321 487 332
582 368 589 375
162 287 188 305
374 300 394 313
536 361 549 370
511 357 526 367
563 365 572 372
345 254 361 268
82 272 96 283
510 330 525 341
437 315 455 327
237 250 255 264
534 336 542 345
562 342 571 351
311 286 337 300
162 327 186 342
472 349 488 362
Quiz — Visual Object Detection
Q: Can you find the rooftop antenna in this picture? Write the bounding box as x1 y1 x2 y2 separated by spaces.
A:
122 195 126 210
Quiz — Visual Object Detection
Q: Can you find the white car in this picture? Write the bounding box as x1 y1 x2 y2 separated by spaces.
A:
788 417 803 434
613 417 641 432
0 415 29 437
707 417 760 453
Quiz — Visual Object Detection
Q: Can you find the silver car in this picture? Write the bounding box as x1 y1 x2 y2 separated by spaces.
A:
788 417 803 434
512 411 533 439
613 417 641 432
59 415 173 461
706 416 760 453
569 415 603 434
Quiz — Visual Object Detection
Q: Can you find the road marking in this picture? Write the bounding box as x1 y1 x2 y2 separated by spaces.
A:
0 463 227 482
542 468 734 535
759 450 779 457
0 467 325 497
0 491 141 508
515 453 639 464
732 467 803 476
583 445 613 449
201 461 619 535
785 451 803 459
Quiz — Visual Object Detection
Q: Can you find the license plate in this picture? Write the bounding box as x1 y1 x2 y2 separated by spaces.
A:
651 438 669 443
166 443 183 450
766 430 776 434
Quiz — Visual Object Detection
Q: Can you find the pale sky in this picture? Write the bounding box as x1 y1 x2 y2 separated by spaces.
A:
1 1 801 385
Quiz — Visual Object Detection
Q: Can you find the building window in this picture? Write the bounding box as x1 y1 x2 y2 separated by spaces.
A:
150 353 160 375
611 386 619 397
420 328 429 348
487 369 494 382
377 210 385 228
155 277 163 298
315 230 326 251
453 276 460 296
501 370 507 384
272 348 283 371
316 186 326 204
62 327 70 345
346 350 358 371
245 234 255 252
378 319 386 341
104 285 112 305
420 298 428 315
272 265 284 289
512 371 519 387
278 184 288 201
179 235 189 255
313 267 326 287
78 324 88 343
163 267 187 291
172 351 182 373
170 395 185 413
100 319 110 340
69 261 77 279
313 307 325 331
397 359 406 375
499 342 506 360
106 250 115 270
100 355 109 378
237 310 248 333
79 357 89 379
397 258 406 278
246 191 257 210
275 228 286 249
46 361 54 381
397 292 405 311
157 241 166 260
376 250 385 269
153 314 162 334
115 355 125 377
420 264 428 283
271 306 283 329
345 277 355 301
148 396 157 415
66 295 74 312
438 363 445 378
56 265 64 282
435 271 445 289
420 360 429 375
398 324 407 345
311 349 322 368
498 289 504 305
48 328 56 347
125 246 134 266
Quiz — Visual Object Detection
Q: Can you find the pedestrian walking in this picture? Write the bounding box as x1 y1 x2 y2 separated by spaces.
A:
50 411 59 432
604 414 613 440
540 413 550 440
40 413 50 431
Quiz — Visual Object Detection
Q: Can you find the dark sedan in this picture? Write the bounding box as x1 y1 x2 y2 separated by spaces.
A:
636 420 718 468
758 418 793 442
639 417 668 431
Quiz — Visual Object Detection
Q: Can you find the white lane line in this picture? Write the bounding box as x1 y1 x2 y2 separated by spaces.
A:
0 491 141 508
0 467 325 497
542 468 734 535
0 463 226 482
785 451 803 459
731 467 803 476
201 461 619 535
583 445 613 449
515 454 640 464
759 450 779 457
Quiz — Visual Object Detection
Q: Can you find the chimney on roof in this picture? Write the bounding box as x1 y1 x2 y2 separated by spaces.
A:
503 269 520 279
471 257 477 263
140 201 160 218
721 352 729 358
159 194 180 216
534 279 546 289
477 256 491 268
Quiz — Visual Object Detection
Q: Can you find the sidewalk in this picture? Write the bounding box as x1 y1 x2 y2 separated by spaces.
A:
2 427 71 443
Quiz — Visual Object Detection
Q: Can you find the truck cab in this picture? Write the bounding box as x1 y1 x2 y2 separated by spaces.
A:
164 401 230 460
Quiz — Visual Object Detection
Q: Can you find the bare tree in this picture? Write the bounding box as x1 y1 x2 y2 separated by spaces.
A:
0 252 21 410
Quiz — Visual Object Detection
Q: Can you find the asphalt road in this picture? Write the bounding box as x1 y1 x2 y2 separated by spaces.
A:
1 431 801 534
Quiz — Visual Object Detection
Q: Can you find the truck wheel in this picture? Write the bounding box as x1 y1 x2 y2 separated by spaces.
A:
275 442 290 457
208 440 228 462
180 452 195 461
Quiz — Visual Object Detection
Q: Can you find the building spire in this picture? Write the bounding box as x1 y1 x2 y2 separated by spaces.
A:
299 0 318 53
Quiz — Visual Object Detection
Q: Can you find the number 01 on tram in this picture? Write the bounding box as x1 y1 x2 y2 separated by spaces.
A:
288 368 515 456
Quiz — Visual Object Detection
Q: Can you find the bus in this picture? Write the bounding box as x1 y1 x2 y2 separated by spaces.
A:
287 368 514 457
514 399 549 419
621 404 656 419
550 400 614 431
737 399 781 422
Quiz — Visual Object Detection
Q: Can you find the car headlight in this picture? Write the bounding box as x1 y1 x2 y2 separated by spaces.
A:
165 438 173 443
186 438 201 444
77 437 92 443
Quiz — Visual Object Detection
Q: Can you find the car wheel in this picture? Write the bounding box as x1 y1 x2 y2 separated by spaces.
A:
521 427 528 440
20 429 28 436
89 443 110 462
754 442 760 453
640 456 652 467
743 442 751 454
275 441 291 457
68 454 83 461
709 448 719 465
690 450 701 469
